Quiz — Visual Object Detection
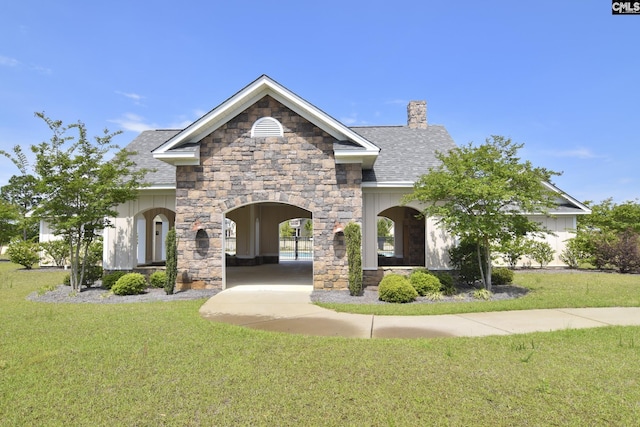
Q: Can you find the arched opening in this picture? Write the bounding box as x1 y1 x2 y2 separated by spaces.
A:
377 206 425 267
224 202 313 288
134 208 176 266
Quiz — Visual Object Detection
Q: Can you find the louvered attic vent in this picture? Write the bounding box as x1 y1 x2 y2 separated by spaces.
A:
251 117 283 137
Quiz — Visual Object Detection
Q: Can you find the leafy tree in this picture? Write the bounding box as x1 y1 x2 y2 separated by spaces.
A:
30 113 148 292
405 136 560 291
574 199 640 267
0 199 20 246
303 219 313 236
279 221 295 237
377 217 393 238
593 230 640 273
0 146 41 241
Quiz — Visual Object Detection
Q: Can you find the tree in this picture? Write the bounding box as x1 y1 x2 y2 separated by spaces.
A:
405 136 560 291
0 145 41 241
1 175 41 241
279 221 295 237
377 217 393 238
0 199 20 246
30 113 148 292
573 199 640 268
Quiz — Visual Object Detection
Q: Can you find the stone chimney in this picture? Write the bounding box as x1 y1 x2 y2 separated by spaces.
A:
407 100 427 129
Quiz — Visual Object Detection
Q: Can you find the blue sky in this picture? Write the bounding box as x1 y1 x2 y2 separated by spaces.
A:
1 1 638 204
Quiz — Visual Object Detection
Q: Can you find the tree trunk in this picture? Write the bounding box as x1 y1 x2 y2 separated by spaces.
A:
484 241 492 292
476 242 486 289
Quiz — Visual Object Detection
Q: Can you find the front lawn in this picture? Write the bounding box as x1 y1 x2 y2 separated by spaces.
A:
316 271 640 315
1 264 639 425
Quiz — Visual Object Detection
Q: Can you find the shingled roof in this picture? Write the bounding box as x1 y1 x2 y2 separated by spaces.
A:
124 123 457 187
352 125 457 183
124 130 180 187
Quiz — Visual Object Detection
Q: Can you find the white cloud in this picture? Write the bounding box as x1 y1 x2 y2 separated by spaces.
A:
0 55 51 74
545 147 603 160
108 113 157 132
30 65 52 75
168 119 194 129
340 113 369 126
116 91 145 105
0 55 20 67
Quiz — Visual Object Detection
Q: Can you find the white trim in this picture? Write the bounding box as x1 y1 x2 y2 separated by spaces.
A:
361 181 414 188
153 75 380 163
153 149 200 166
334 150 379 168
138 185 177 191
543 181 591 214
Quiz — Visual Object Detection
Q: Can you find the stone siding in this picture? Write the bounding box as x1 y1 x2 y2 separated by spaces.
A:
175 95 362 289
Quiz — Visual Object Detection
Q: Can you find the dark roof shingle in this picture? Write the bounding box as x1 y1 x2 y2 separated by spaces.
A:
124 130 180 186
351 125 456 183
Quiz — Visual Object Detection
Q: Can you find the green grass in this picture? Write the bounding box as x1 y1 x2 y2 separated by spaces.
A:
317 271 640 315
1 263 640 425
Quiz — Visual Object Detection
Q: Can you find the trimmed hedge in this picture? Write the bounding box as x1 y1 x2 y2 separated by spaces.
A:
409 271 441 296
378 274 418 303
491 267 514 286
102 271 127 290
149 271 167 288
111 273 147 296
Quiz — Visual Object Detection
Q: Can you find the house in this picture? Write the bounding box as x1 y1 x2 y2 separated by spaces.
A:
101 75 591 290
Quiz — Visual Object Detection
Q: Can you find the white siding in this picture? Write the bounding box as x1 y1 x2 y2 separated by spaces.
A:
103 190 176 270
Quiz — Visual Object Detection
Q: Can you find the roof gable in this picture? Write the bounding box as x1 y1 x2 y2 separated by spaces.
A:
153 75 379 167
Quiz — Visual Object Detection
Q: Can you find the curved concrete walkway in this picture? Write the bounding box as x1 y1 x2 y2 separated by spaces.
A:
199 285 640 338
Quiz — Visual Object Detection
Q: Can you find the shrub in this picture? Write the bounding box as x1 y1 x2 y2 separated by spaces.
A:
496 236 531 268
528 241 554 269
7 240 40 269
491 267 514 286
594 230 640 273
560 238 588 269
149 271 167 288
344 223 363 296
40 240 69 267
83 265 103 288
63 273 71 286
378 274 417 303
165 229 177 295
409 270 441 296
448 239 487 285
102 271 128 290
473 288 493 300
112 273 148 296
432 271 455 295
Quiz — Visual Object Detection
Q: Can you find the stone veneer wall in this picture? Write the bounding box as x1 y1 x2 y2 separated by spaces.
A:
174 95 362 290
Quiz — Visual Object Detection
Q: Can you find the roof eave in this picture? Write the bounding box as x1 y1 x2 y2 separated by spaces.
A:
153 149 200 166
153 75 381 159
334 150 379 169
